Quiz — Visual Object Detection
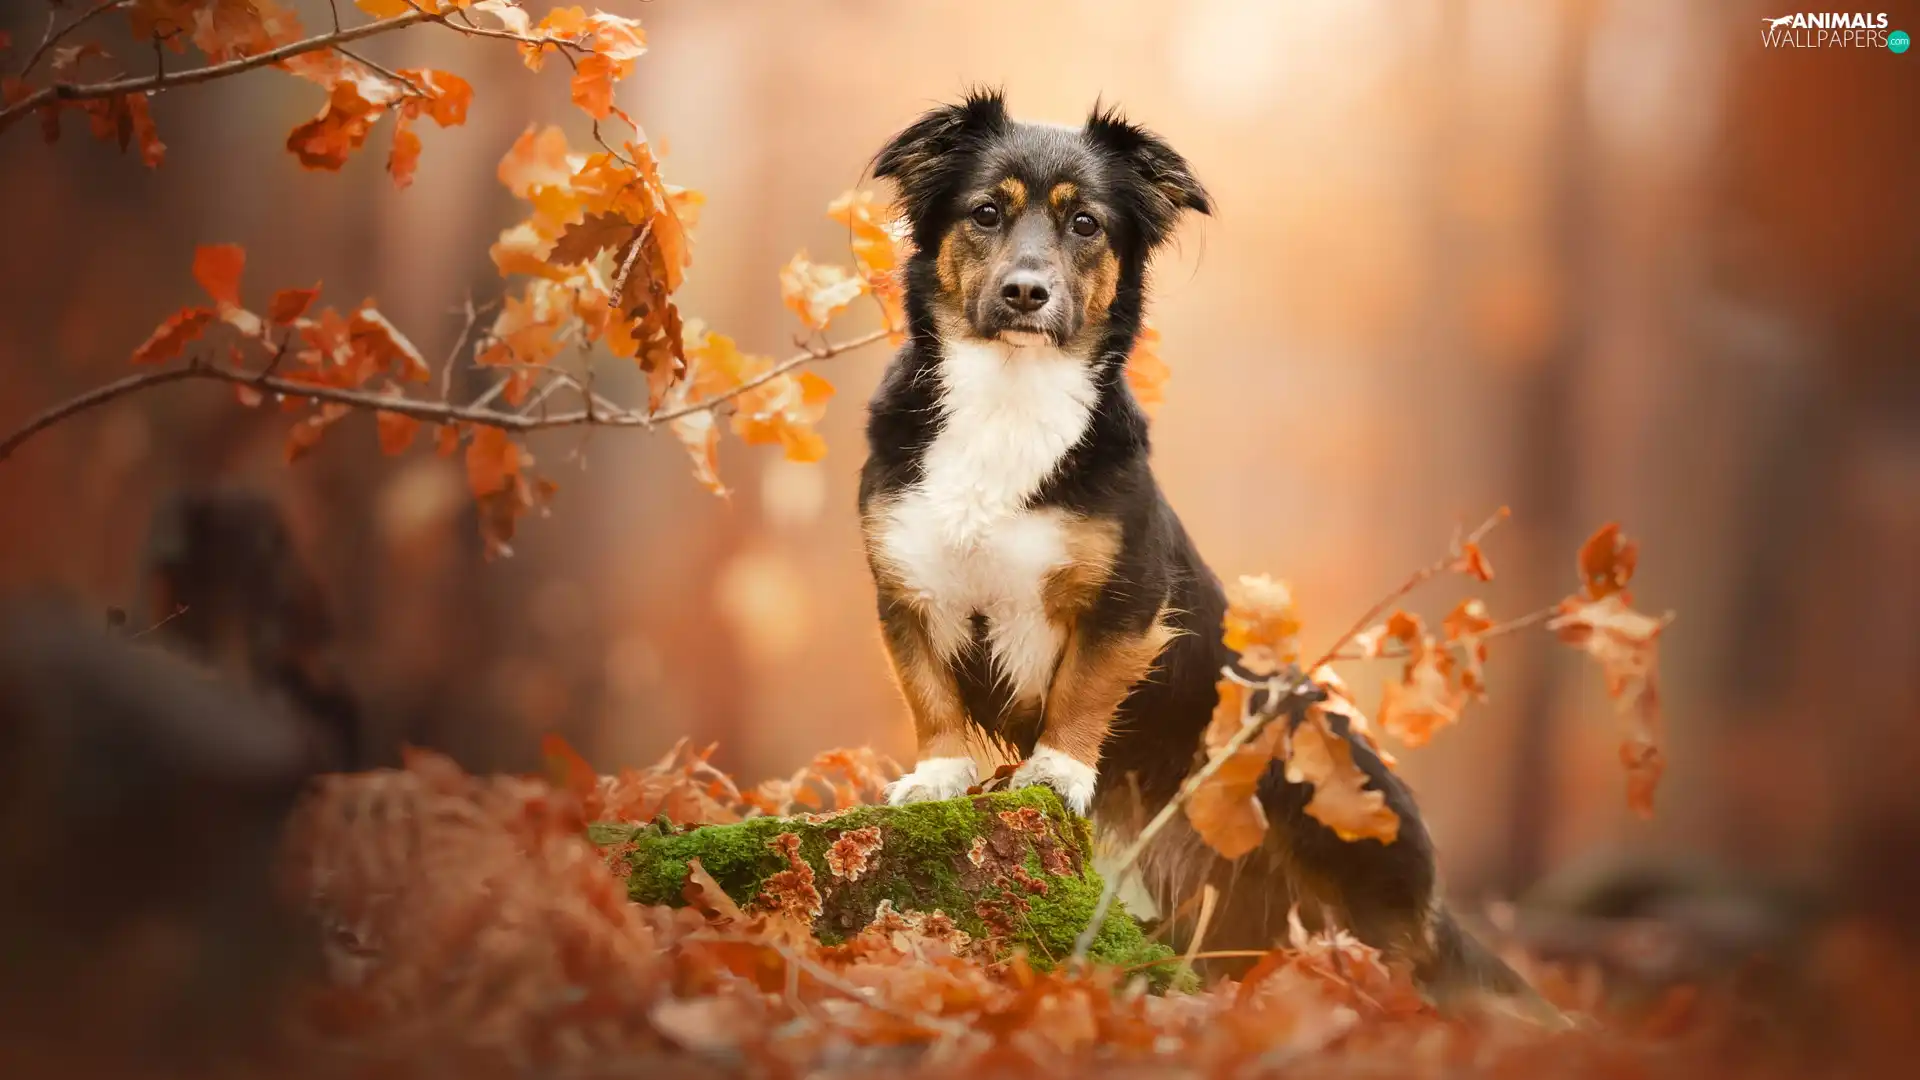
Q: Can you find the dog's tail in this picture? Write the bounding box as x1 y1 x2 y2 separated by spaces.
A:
1418 906 1571 1027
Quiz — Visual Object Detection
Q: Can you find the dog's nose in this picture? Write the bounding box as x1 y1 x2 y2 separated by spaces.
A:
1000 273 1050 314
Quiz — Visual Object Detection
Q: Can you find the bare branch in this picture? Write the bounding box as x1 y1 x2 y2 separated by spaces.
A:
17 0 129 79
1 11 434 132
0 329 889 463
1329 605 1556 662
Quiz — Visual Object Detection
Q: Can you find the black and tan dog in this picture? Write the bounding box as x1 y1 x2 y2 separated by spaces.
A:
858 90 1550 1016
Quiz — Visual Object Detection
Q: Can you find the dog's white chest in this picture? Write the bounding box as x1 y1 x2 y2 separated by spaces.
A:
875 341 1098 703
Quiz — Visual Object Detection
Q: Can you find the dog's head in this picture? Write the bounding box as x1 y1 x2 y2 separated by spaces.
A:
874 90 1209 350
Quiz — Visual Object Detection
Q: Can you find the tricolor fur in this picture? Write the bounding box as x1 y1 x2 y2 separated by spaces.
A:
857 90 1556 1020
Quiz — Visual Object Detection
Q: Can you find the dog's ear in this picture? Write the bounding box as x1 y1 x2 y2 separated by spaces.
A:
873 88 1010 225
1086 102 1210 248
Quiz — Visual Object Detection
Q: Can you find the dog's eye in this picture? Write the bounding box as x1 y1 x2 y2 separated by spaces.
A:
971 203 1000 228
1070 212 1100 237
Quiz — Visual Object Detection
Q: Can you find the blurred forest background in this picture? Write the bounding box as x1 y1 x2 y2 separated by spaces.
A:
0 0 1913 924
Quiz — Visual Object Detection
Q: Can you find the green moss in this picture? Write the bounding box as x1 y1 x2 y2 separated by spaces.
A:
600 788 1186 989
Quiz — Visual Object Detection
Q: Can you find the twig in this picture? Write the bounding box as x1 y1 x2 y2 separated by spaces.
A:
1306 507 1510 674
0 329 889 462
1068 509 1515 963
0 366 203 462
332 44 427 97
1329 605 1556 662
17 0 129 79
130 603 189 639
0 11 433 131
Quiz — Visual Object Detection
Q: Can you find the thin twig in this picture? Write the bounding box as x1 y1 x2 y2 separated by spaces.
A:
1068 509 1515 963
0 11 433 131
17 0 129 79
0 329 888 462
130 603 189 639
1329 605 1556 662
332 44 426 96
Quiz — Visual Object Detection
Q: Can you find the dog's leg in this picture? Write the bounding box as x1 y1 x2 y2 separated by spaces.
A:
878 606 980 804
1015 616 1175 815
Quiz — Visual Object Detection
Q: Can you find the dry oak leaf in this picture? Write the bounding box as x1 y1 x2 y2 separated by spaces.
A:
1441 598 1495 700
1310 665 1396 770
1377 633 1465 748
1186 719 1284 860
1286 709 1399 843
1224 573 1302 675
780 253 867 330
1549 593 1668 699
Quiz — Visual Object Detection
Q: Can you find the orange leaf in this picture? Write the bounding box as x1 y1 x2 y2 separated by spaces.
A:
779 253 866 330
1452 540 1494 582
1124 322 1170 419
193 243 245 308
670 411 726 495
497 125 573 198
1223 573 1300 675
569 53 620 119
125 92 164 168
1285 710 1400 842
1550 591 1671 817
1376 635 1464 748
376 410 419 455
434 422 461 458
131 306 215 365
1185 722 1283 859
349 307 431 382
387 116 422 188
268 286 320 324
1577 522 1639 600
465 425 524 497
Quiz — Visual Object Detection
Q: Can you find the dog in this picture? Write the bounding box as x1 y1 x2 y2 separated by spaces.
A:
857 90 1554 1018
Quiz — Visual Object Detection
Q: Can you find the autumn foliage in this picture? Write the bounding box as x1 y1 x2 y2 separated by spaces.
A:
0 5 1753 1076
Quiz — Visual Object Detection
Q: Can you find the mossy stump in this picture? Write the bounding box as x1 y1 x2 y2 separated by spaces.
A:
593 787 1180 984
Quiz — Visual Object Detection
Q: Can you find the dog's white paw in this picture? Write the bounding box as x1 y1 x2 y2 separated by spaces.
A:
885 756 979 805
1009 747 1097 816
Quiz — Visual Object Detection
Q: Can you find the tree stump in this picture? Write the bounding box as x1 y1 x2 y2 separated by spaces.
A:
594 786 1181 982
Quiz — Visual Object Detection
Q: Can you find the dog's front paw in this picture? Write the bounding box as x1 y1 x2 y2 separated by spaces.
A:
1009 747 1097 816
885 756 980 805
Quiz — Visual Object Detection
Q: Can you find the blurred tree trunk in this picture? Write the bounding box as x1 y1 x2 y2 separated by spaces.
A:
1499 0 1596 898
